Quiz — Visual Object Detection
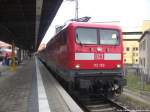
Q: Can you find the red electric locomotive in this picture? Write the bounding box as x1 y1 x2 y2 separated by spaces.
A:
39 22 126 96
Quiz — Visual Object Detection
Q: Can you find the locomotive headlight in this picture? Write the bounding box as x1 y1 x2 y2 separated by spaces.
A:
117 64 121 68
75 64 80 69
97 47 102 52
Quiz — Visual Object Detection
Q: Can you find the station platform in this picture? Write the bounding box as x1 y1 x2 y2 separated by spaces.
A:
0 57 83 112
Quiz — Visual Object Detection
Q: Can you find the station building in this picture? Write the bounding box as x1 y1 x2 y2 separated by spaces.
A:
139 29 150 82
121 20 149 65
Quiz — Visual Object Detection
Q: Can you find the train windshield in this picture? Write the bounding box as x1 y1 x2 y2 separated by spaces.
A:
99 29 119 45
75 28 119 45
76 28 97 44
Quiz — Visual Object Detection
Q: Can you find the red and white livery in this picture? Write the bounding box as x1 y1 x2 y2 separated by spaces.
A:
39 22 126 96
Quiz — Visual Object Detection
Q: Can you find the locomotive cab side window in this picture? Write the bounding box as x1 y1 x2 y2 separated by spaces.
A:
76 28 97 44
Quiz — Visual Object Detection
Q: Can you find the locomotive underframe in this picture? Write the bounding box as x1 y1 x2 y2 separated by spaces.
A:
69 69 126 95
41 59 126 96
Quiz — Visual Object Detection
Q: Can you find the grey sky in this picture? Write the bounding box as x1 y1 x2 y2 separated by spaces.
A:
41 0 150 44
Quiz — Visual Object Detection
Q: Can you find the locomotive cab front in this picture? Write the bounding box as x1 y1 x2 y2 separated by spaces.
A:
74 27 122 70
68 23 126 95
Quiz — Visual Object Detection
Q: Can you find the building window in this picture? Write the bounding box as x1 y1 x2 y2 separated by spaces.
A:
136 59 138 62
124 59 126 62
133 47 138 51
140 44 142 50
140 58 142 65
143 58 145 67
143 40 146 50
126 47 129 51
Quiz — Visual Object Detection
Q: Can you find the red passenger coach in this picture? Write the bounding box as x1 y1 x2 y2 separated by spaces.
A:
39 22 126 96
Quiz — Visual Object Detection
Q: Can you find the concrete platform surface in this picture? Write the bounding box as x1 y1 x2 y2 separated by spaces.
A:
0 60 38 112
0 57 83 112
37 58 83 112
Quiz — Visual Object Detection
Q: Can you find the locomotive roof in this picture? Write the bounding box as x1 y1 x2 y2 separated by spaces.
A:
48 21 122 44
55 21 121 36
67 22 122 30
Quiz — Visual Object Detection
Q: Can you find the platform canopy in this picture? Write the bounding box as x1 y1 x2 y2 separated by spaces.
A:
0 0 63 51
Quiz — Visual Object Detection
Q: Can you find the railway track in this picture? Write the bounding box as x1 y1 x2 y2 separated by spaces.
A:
72 93 130 112
41 61 130 112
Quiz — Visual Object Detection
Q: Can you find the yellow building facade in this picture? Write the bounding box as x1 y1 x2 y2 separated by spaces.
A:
122 20 150 65
123 40 139 64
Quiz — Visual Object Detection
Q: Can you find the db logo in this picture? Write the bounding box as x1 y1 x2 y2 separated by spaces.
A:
95 54 103 60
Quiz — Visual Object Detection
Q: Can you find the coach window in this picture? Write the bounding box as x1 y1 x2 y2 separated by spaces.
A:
99 29 119 45
63 31 67 45
59 32 64 45
126 47 129 51
76 28 97 44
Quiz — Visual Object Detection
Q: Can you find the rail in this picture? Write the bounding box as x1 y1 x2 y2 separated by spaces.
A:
71 93 131 112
